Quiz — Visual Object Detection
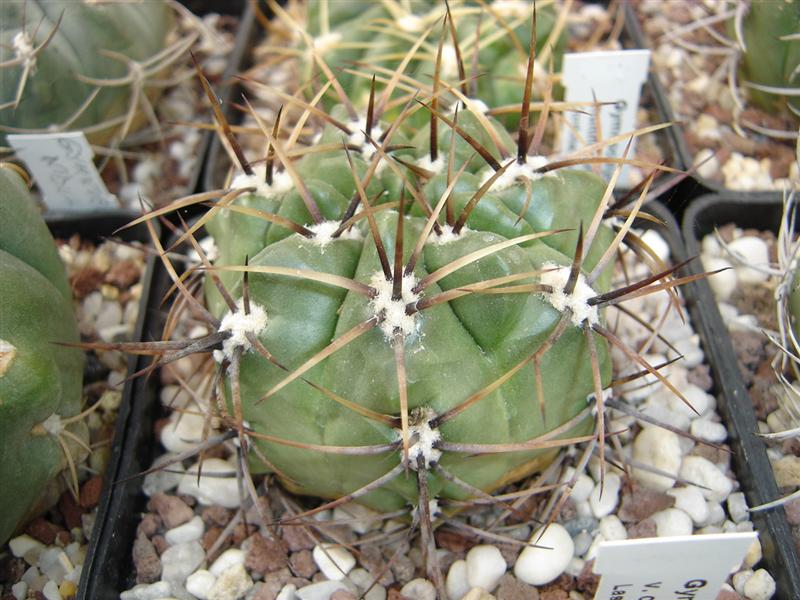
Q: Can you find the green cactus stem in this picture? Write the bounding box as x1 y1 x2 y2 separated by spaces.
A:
0 166 86 544
0 0 177 145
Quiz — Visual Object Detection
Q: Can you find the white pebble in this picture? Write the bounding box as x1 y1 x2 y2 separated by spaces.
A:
42 581 61 600
446 560 470 600
160 410 207 453
640 230 670 262
679 456 733 502
165 515 205 545
727 492 749 523
514 523 574 585
632 427 682 491
689 419 727 443
160 541 205 583
9 535 44 559
276 584 297 600
332 502 380 535
120 581 173 600
142 454 185 496
178 459 240 508
667 486 709 526
668 384 713 418
11 582 27 600
348 568 386 600
186 570 216 600
312 544 356 580
702 256 736 301
651 508 693 537
209 549 246 577
400 579 437 600
732 569 754 596
465 545 506 592
589 473 621 518
575 500 593 518
564 557 586 578
208 563 253 600
703 501 727 527
598 516 627 541
728 236 770 284
569 473 595 503
743 539 763 569
296 580 354 600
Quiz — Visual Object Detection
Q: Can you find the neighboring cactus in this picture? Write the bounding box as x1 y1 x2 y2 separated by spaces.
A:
0 166 86 544
0 0 176 145
734 0 800 117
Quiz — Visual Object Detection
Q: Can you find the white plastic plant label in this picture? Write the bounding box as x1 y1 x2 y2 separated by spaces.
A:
8 132 116 212
559 49 651 187
593 532 758 600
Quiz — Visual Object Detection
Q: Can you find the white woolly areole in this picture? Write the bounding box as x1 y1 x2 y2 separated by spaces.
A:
427 223 469 246
398 14 425 32
480 155 551 191
13 32 35 67
401 409 442 470
40 414 64 436
459 97 490 116
307 220 362 250
311 31 342 55
369 271 421 339
231 166 293 198
217 299 268 361
347 119 384 159
415 155 445 176
492 0 531 17
0 339 16 377
538 262 599 327
440 43 459 79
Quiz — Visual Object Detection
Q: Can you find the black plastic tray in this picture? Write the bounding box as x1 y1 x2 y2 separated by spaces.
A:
624 5 785 203
682 194 800 599
202 3 690 210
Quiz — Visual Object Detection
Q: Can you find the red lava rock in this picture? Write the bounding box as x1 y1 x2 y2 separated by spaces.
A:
133 532 162 584
105 259 141 289
79 476 104 509
330 592 358 600
784 498 800 526
178 493 197 508
202 505 233 527
55 530 71 546
690 443 732 470
58 491 84 530
717 590 743 600
576 559 600 595
25 517 65 545
137 513 162 538
495 573 539 600
359 545 394 587
289 549 318 579
0 555 26 584
626 517 658 539
148 493 194 529
281 525 315 551
387 590 411 600
434 528 478 553
71 267 104 299
203 526 230 556
232 523 250 545
687 365 713 392
540 590 569 600
245 533 288 574
618 488 675 523
151 535 169 556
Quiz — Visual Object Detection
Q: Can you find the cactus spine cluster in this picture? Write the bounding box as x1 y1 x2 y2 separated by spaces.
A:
0 166 86 545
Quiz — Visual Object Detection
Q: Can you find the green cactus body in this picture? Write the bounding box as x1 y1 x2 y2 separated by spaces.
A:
0 0 173 143
736 0 800 115
0 168 85 544
295 0 565 127
205 148 613 511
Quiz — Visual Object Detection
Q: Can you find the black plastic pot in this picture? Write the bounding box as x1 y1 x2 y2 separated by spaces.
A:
682 194 800 599
624 5 786 204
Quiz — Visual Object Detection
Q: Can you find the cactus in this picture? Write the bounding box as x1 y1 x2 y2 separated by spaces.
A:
120 3 693 593
0 166 86 544
733 0 800 118
0 0 176 145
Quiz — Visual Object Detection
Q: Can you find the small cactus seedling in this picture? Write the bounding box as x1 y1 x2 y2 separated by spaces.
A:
0 0 187 146
0 165 87 545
